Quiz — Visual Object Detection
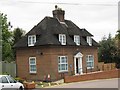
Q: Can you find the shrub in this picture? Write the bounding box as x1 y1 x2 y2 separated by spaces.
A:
15 77 25 83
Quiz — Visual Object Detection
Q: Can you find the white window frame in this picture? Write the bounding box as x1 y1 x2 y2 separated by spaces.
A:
28 35 36 46
29 57 37 73
59 34 66 45
87 36 92 46
58 56 68 72
86 55 94 69
74 35 80 45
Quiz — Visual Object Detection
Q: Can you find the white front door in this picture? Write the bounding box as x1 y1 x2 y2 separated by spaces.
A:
74 52 83 75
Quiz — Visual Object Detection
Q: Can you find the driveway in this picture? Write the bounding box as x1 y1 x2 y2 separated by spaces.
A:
48 78 119 88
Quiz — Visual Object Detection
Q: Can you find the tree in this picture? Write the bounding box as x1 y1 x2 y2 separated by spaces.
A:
114 30 120 68
12 27 25 60
0 13 13 62
115 30 120 54
98 34 117 63
12 27 25 44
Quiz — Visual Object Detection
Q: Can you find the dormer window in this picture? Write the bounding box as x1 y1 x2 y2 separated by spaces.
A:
87 36 92 46
28 35 36 46
59 34 66 45
74 35 80 45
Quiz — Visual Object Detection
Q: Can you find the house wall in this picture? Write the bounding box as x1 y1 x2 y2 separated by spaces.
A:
16 47 53 81
49 46 98 80
16 46 98 81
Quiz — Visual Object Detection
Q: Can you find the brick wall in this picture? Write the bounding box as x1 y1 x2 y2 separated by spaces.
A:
16 46 98 81
64 69 120 83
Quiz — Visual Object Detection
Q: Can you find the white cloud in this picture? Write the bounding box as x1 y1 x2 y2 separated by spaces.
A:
0 0 119 41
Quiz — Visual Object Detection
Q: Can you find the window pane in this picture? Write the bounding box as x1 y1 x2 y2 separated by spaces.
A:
0 78 2 83
30 59 35 64
61 64 65 70
86 56 89 61
58 64 61 71
58 59 60 63
30 65 36 71
65 64 68 70
28 36 31 45
32 36 35 44
63 35 66 44
87 62 91 67
59 35 62 42
1 76 8 83
61 57 64 60
7 76 15 83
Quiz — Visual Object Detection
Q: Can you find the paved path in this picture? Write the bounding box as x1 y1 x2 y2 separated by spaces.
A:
49 78 119 88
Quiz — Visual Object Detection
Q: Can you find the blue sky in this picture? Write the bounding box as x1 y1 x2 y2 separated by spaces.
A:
0 0 119 42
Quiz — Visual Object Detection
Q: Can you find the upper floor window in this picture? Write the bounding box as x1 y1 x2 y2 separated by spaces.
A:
87 36 92 46
74 35 80 45
28 35 36 46
59 34 66 45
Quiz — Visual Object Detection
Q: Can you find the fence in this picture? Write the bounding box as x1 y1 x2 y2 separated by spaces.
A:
69 62 116 76
98 62 116 71
0 62 2 74
0 61 16 77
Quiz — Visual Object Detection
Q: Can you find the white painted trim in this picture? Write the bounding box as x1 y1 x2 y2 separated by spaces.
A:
79 57 83 74
74 52 83 58
86 55 94 69
59 34 66 45
29 57 37 73
28 35 36 46
74 58 76 75
74 35 80 45
87 36 92 46
74 52 83 75
58 56 68 72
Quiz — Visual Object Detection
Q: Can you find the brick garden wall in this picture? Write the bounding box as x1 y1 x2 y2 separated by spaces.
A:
64 69 120 83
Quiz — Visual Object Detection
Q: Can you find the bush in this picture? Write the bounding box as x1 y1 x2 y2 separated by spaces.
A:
15 77 25 83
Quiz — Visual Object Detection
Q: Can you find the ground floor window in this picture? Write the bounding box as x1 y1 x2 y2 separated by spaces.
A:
29 57 37 73
58 56 68 72
86 55 94 69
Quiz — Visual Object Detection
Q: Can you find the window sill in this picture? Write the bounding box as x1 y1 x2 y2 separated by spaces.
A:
28 45 35 47
29 72 37 75
87 67 94 69
58 71 68 73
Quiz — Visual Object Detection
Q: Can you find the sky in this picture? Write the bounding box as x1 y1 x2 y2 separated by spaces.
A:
0 0 119 42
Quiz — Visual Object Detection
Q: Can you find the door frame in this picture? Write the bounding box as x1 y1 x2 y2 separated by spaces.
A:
74 52 83 75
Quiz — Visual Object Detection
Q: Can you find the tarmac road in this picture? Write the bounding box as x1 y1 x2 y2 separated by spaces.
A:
49 78 119 88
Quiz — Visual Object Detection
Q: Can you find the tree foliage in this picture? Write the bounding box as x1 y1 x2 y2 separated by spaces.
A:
1 13 13 62
12 27 25 60
98 34 117 63
12 27 25 44
1 12 25 62
98 31 120 68
115 30 120 50
114 30 120 68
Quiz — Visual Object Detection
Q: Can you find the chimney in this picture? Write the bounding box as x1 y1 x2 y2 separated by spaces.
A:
52 5 65 22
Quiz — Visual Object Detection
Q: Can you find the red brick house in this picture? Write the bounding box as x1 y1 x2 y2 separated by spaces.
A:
14 6 99 81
